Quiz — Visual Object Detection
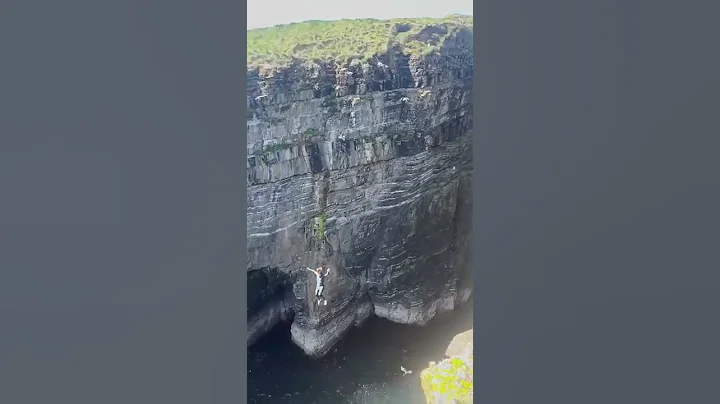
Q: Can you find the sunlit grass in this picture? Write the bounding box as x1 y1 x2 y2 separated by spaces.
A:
247 15 472 68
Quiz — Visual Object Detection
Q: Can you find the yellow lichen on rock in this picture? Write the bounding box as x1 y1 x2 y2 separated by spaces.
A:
420 329 474 403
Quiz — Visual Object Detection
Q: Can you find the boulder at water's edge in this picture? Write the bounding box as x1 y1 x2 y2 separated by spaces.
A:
420 329 473 403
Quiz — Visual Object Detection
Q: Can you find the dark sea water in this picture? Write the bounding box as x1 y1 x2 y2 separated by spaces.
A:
247 298 473 404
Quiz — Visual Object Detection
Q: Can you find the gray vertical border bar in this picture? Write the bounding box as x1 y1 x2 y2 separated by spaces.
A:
475 1 720 403
240 18 249 404
0 0 248 402
471 7 482 401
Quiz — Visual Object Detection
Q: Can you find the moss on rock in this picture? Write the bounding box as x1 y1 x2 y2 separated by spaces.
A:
420 329 474 403
315 212 327 241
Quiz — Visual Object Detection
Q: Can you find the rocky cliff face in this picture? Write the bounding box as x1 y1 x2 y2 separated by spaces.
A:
246 27 473 357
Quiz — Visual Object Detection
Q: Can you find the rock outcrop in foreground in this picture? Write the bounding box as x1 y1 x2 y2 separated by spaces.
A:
420 329 474 403
247 16 473 357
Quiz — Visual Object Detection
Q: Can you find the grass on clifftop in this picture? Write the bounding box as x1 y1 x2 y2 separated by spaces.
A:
247 15 472 68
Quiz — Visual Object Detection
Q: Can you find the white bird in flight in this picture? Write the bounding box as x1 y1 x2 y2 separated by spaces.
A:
400 366 412 376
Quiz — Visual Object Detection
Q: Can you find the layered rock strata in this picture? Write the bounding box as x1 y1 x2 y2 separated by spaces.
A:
247 28 473 356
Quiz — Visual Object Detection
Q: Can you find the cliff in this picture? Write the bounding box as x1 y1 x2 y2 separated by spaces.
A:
246 16 474 357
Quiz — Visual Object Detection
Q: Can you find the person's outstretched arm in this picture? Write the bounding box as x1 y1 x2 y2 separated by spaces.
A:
325 268 331 275
305 267 316 273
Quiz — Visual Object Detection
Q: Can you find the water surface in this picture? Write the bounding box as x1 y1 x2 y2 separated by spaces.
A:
248 299 473 403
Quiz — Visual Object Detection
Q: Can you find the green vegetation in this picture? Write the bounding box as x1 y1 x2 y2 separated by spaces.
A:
420 355 474 403
247 15 472 68
301 127 322 141
258 129 324 157
315 212 327 241
262 141 292 154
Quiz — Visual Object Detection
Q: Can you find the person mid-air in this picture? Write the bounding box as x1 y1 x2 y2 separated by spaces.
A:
305 266 330 305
